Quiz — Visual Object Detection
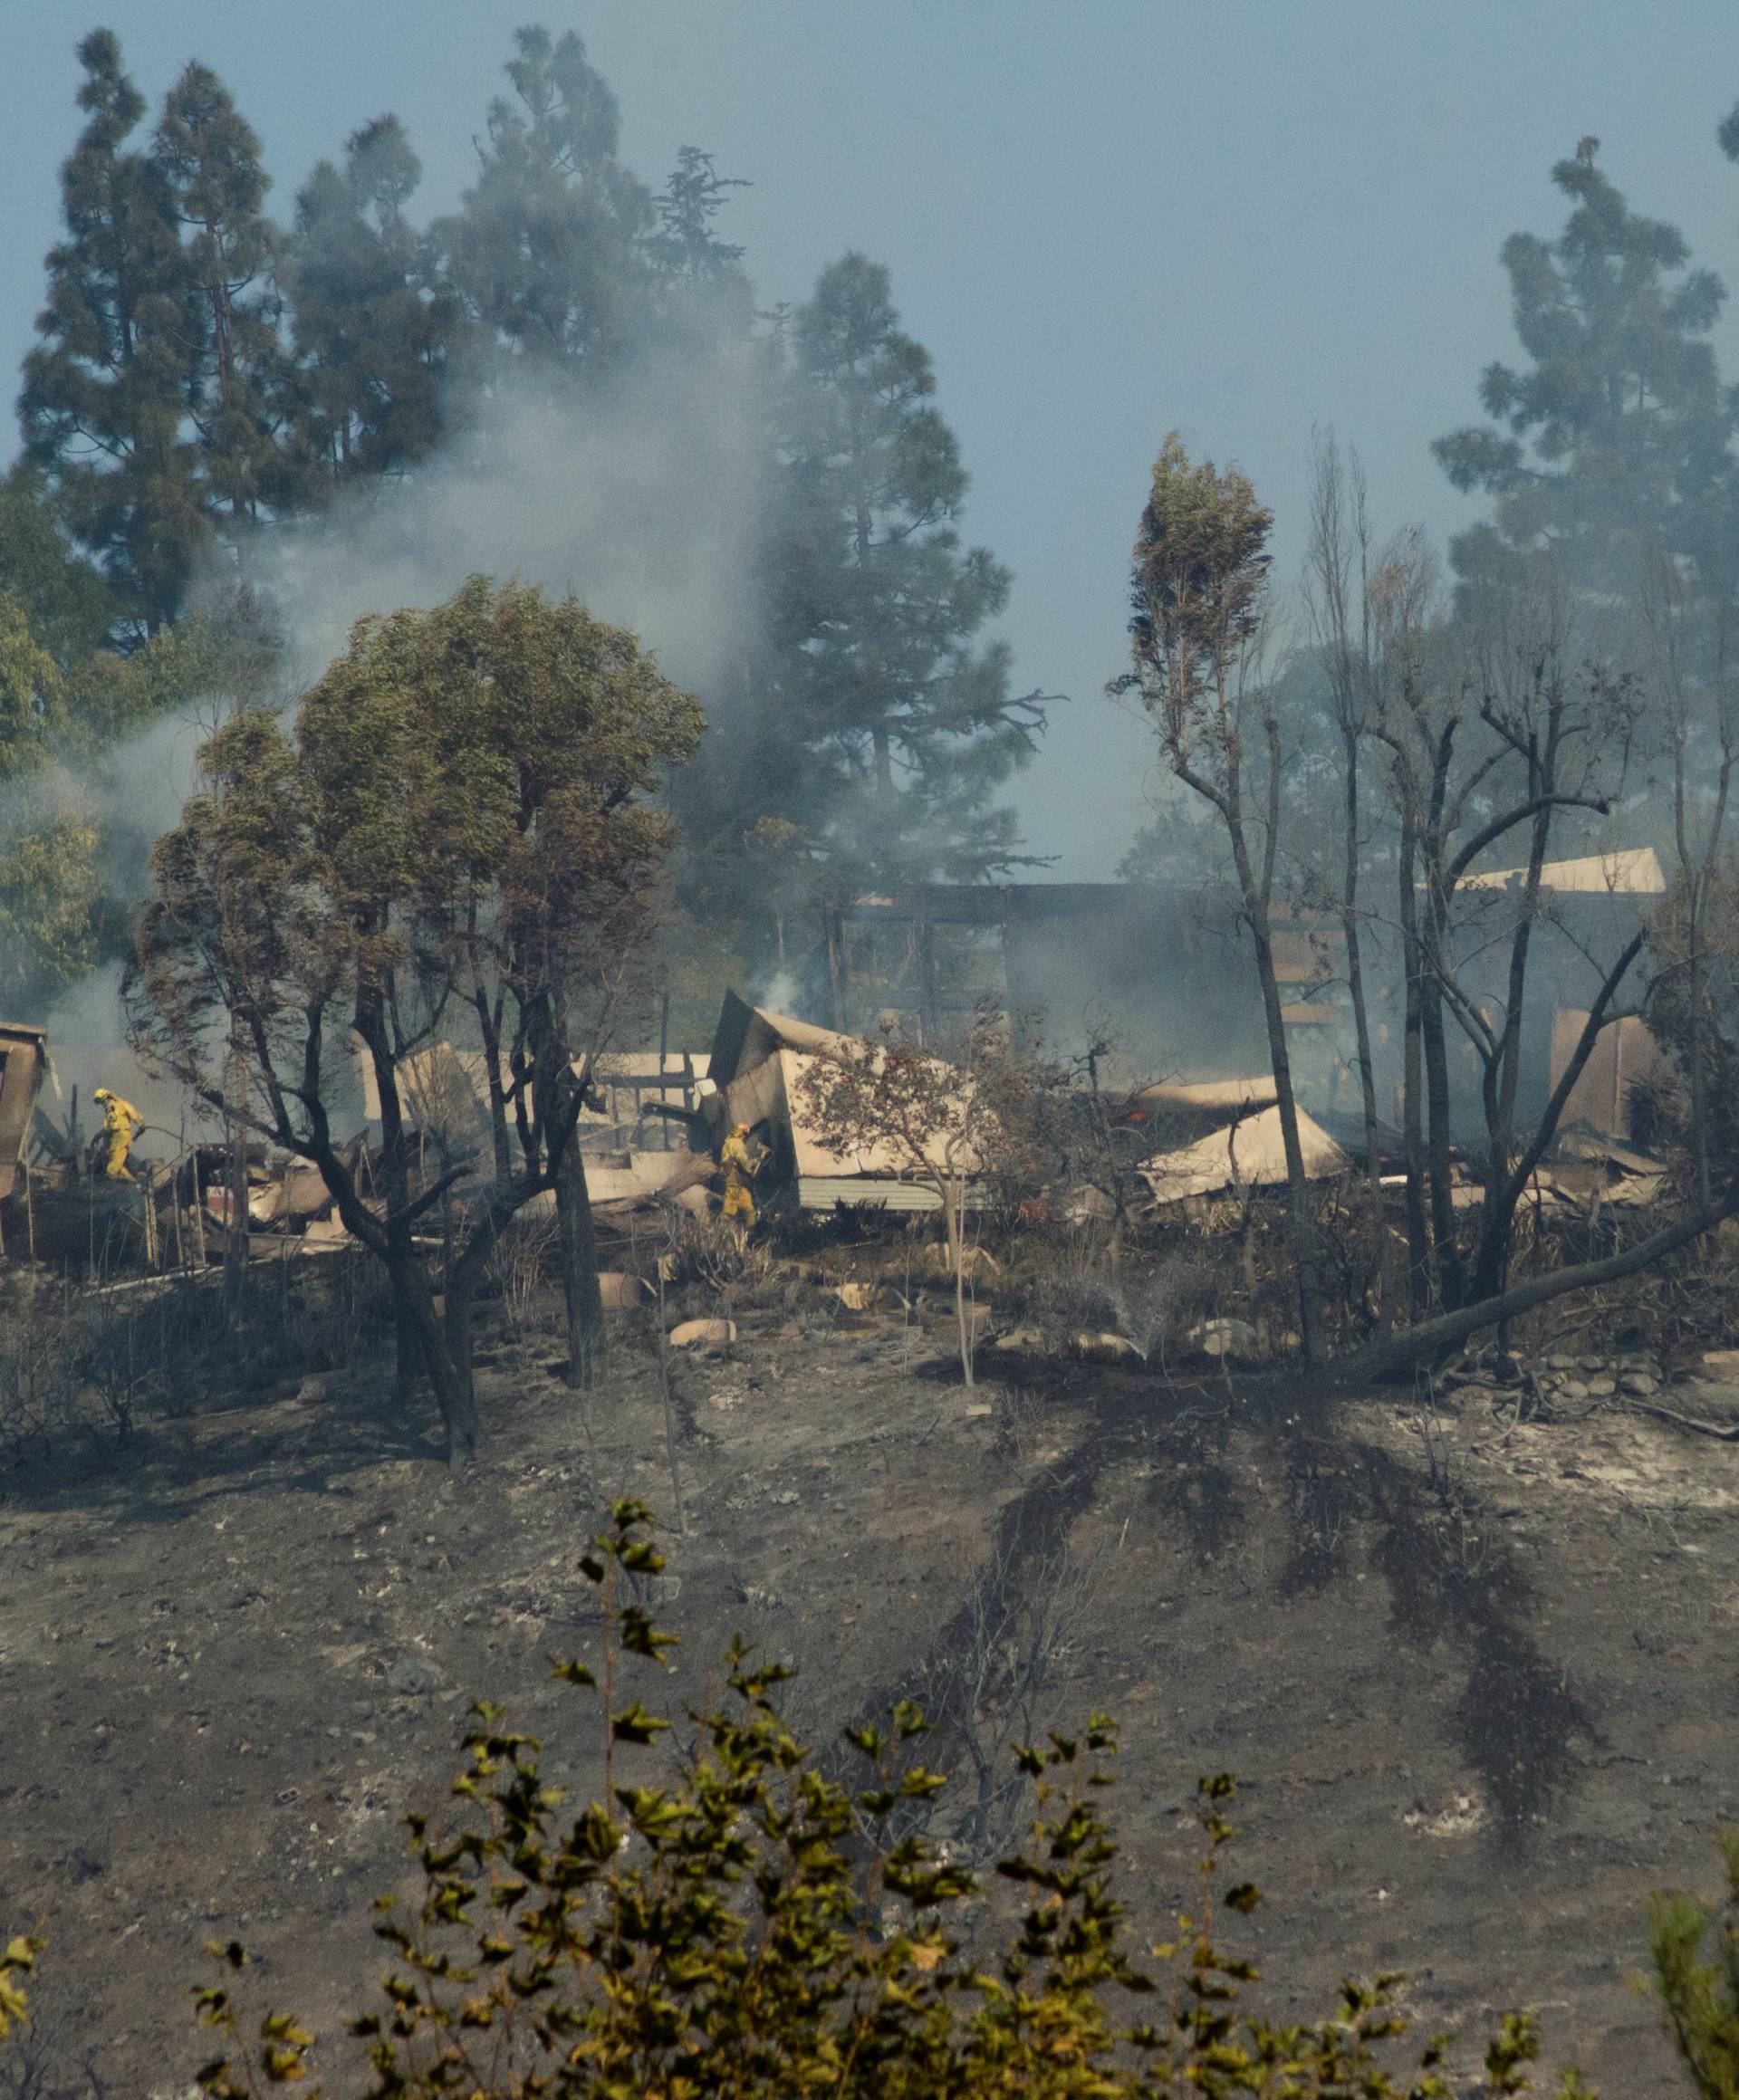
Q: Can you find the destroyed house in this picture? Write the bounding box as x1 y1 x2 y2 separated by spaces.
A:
0 1021 47 1203
817 863 1667 1153
706 992 985 1213
822 883 1344 1078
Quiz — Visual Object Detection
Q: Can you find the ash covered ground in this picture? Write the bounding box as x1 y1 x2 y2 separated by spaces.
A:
3 1255 1737 2097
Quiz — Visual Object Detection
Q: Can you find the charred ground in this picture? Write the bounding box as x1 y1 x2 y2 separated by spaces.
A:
2 1242 1737 2099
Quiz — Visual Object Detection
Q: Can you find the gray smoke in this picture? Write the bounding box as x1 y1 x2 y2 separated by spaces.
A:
37 336 767 1050
259 345 765 700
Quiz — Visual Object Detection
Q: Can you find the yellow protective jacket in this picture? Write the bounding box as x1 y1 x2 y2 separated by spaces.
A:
100 1092 143 1140
720 1130 754 1185
97 1091 144 1178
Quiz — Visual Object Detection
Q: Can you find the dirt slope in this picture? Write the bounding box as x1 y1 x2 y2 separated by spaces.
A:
3 1296 1736 2096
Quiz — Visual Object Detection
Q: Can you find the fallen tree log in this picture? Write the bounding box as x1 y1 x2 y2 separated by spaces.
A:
1624 1397 1739 1442
1339 1183 1739 1384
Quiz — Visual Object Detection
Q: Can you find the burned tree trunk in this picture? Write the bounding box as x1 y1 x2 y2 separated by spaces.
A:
556 1140 607 1388
1344 1183 1739 1383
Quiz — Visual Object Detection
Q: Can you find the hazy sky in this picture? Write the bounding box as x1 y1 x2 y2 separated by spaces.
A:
7 3 1739 877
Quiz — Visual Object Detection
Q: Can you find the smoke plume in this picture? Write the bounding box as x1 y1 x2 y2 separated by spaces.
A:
40 334 767 1050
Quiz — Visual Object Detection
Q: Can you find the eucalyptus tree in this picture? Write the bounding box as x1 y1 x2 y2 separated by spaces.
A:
128 578 702 1462
1111 432 1325 1360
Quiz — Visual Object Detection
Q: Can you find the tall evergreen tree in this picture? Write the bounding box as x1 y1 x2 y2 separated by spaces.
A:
646 147 754 342
649 148 747 284
769 254 1044 889
431 25 654 379
287 116 453 485
19 31 202 637
1434 142 1732 608
153 61 298 530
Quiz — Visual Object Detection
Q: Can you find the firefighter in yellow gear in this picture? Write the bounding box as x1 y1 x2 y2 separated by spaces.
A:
93 1087 144 1183
719 1121 760 1235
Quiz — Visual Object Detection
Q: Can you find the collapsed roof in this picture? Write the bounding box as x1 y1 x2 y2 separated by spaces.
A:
710 992 1350 1213
1138 1076 1279 1113
1459 846 1666 895
709 992 985 1210
1139 1101 1352 1202
0 1021 48 1203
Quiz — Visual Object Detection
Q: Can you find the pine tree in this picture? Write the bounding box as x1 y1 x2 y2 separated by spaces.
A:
1434 142 1732 609
18 30 203 637
647 147 754 342
431 25 654 379
769 254 1044 889
153 61 298 531
286 116 453 486
649 148 747 284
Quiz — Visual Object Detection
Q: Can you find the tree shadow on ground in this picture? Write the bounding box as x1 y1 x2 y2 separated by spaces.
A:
0 1352 438 1527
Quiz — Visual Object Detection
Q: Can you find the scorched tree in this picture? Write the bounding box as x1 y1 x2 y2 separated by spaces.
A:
126 576 702 1464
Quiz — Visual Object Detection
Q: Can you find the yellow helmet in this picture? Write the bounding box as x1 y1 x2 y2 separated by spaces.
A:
94 1088 112 1102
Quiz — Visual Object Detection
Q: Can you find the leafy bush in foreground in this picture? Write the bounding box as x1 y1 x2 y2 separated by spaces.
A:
1648 1831 1739 2100
5 1502 1733 2095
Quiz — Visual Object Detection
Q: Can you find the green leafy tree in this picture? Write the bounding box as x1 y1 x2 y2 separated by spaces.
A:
18 30 203 637
1434 141 1732 612
1648 1828 1739 2100
0 787 104 1010
769 254 1047 890
431 25 654 379
0 590 71 780
0 590 98 1003
0 580 247 1012
127 579 701 1462
0 465 122 664
286 116 454 486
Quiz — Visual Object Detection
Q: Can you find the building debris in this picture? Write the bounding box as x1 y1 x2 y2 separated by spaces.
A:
1138 1077 1279 1114
1139 1101 1352 1202
0 1022 48 1204
1550 1008 1672 1143
1458 845 1666 895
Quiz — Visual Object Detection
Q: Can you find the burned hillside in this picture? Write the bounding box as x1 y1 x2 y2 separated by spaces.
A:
8 13 1739 2100
4 1213 1739 2097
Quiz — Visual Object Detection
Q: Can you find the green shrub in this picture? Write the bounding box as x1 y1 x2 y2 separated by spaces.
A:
1648 1830 1739 2100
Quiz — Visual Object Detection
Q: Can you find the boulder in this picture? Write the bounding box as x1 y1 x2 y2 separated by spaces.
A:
669 1317 736 1349
597 1271 650 1309
1074 1330 1141 1364
387 1654 436 1697
1194 1317 1260 1360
